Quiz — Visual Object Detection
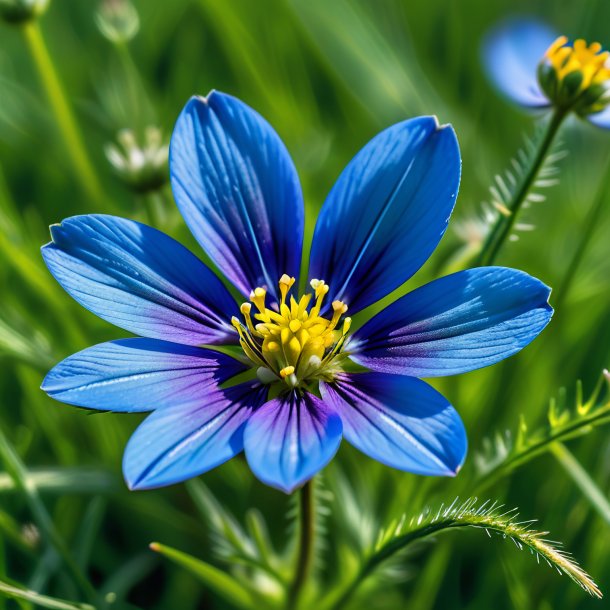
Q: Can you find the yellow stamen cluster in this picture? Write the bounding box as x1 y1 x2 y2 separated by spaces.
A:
232 275 351 387
539 36 610 114
546 37 610 90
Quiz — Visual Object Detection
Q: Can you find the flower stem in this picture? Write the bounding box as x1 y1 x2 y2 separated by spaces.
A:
0 424 99 605
286 480 315 610
21 21 104 206
476 108 567 267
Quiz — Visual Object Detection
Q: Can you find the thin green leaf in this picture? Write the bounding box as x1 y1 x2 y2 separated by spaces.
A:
149 542 254 609
0 468 118 495
0 579 94 610
550 442 610 525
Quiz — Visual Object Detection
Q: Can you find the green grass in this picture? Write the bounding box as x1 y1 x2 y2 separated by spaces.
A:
1 0 609 608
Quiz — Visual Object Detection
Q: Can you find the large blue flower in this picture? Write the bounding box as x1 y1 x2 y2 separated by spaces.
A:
483 18 610 127
41 92 553 493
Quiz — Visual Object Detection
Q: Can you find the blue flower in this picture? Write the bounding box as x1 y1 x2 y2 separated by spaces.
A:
483 18 610 127
41 92 553 493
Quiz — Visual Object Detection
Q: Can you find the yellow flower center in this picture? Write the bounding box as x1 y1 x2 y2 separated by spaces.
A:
545 36 610 90
232 275 351 387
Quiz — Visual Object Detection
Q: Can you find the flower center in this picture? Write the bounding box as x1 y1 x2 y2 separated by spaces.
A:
231 275 351 387
539 36 610 115
545 37 610 89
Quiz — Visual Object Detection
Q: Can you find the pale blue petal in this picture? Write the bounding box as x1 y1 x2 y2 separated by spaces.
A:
243 391 342 493
170 92 304 300
321 373 466 476
42 339 246 412
482 18 555 108
124 381 267 489
42 215 238 345
350 267 552 377
309 116 460 314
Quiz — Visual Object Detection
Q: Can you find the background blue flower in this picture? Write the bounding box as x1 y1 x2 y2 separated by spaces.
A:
483 17 610 128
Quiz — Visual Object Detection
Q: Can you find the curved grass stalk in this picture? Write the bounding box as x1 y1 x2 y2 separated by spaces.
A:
328 498 601 610
0 579 94 610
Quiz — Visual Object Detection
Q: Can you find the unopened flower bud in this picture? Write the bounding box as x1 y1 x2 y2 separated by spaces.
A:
0 0 49 24
95 0 139 44
105 126 169 193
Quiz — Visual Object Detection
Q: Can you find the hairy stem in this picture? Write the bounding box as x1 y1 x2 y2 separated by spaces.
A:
286 480 315 610
21 21 103 205
329 499 601 609
476 109 566 266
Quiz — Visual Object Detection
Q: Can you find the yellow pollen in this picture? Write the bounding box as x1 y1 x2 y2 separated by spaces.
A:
250 287 267 312
280 365 295 378
279 274 296 305
235 276 351 385
544 35 610 90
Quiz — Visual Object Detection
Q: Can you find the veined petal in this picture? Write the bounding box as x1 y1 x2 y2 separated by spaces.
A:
587 105 610 129
42 215 238 345
321 373 466 476
309 116 460 314
482 18 555 108
244 391 342 493
41 339 246 412
124 381 267 490
350 267 552 377
170 92 304 300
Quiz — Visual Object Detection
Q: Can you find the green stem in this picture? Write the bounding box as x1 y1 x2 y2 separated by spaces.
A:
0 426 98 605
286 481 315 610
476 109 567 267
553 156 610 310
550 442 610 525
21 21 104 206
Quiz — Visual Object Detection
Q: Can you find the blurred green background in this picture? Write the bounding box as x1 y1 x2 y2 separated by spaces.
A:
1 0 609 608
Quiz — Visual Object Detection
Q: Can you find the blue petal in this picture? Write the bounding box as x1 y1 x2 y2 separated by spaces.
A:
170 92 304 300
42 215 238 345
321 373 466 476
42 339 246 412
587 106 610 129
308 116 460 314
350 267 552 377
243 391 342 493
124 381 267 489
482 18 555 108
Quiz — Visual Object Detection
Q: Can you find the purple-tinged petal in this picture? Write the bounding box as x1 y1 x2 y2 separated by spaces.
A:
170 92 304 300
243 391 342 493
587 105 610 129
321 373 466 476
41 339 246 413
350 267 552 377
309 116 460 314
482 18 555 108
124 381 267 490
42 215 238 345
